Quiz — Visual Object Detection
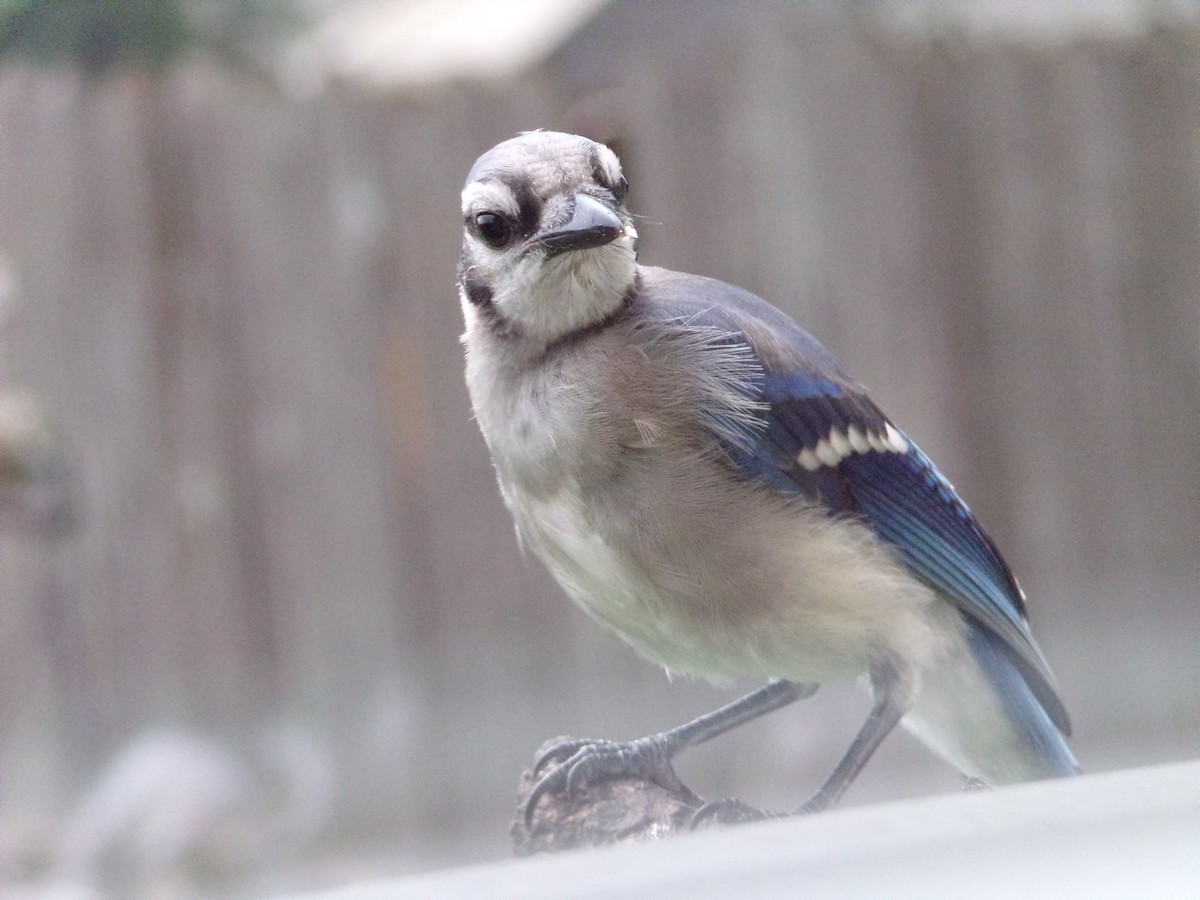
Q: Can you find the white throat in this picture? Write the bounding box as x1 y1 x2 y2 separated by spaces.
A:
486 239 637 345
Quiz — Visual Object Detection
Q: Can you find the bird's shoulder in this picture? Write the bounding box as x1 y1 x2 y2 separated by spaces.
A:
632 266 845 372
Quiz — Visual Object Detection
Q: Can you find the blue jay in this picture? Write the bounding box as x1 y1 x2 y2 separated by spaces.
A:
458 131 1079 824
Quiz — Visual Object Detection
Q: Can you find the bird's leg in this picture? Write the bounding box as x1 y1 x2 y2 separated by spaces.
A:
794 669 907 813
524 679 817 827
692 662 909 826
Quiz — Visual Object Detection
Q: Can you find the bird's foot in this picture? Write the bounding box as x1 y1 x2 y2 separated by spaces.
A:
689 797 785 828
691 783 838 828
793 787 837 814
523 733 690 828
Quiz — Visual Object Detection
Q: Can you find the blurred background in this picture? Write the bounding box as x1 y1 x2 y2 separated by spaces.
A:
1 0 1197 895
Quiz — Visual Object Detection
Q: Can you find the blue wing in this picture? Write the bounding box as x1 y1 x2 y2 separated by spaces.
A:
636 268 1070 734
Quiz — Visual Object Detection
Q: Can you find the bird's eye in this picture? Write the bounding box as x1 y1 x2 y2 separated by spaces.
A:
613 176 629 201
473 212 514 248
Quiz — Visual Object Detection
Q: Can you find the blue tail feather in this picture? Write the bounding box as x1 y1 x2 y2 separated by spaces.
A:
968 626 1080 778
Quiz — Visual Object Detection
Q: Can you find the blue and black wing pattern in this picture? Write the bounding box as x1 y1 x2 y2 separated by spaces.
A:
638 273 1069 734
760 369 1070 734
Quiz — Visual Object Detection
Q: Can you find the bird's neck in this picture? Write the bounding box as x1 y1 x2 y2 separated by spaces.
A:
461 266 642 360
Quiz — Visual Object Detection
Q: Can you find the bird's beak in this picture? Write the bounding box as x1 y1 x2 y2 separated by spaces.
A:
528 194 628 258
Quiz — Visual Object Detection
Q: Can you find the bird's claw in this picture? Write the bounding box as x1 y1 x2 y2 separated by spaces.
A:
523 734 684 828
530 736 593 775
689 797 783 829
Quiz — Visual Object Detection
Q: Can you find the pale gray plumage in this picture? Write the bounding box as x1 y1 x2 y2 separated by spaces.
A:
458 131 1078 820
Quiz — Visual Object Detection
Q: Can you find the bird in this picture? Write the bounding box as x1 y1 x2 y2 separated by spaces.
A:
457 130 1079 825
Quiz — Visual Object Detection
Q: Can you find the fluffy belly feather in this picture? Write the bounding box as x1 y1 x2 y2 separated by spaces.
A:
509 472 952 687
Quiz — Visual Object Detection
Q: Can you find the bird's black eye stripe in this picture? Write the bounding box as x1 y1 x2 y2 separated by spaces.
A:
472 211 515 248
613 175 628 201
510 178 542 236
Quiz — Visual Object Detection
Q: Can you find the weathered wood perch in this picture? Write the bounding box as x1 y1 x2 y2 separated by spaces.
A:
512 736 992 855
512 736 780 855
512 737 704 855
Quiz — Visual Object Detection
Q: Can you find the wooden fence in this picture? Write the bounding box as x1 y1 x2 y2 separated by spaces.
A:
0 2 1197 891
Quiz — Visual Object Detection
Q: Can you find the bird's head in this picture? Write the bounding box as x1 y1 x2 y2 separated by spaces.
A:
458 131 638 345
